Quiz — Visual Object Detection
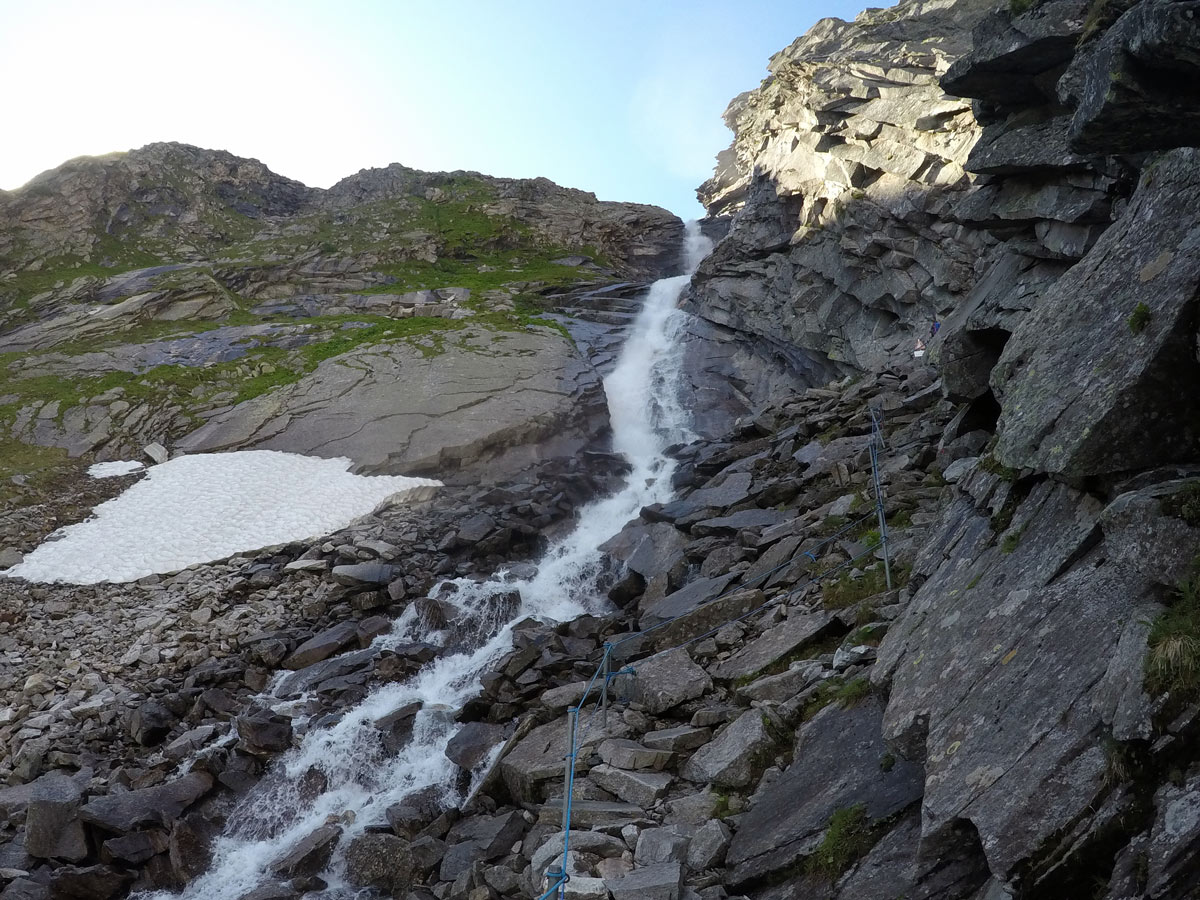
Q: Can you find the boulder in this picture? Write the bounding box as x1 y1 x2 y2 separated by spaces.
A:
588 764 673 808
629 649 712 715
45 865 132 899
444 721 506 771
686 819 731 871
344 833 413 897
598 739 671 771
712 612 837 682
129 700 178 746
641 725 712 754
331 562 400 587
236 711 293 755
604 861 683 900
269 823 341 878
23 773 87 861
680 709 780 789
282 621 359 669
79 772 213 835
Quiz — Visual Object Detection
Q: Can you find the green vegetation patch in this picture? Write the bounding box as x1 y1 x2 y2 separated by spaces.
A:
1128 302 1152 334
823 564 890 609
1145 560 1200 703
804 804 876 878
803 676 872 720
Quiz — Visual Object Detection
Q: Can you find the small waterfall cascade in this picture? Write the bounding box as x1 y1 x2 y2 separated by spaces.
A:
149 221 713 899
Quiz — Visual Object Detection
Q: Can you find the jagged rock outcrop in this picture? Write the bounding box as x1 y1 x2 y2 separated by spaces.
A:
669 0 1200 897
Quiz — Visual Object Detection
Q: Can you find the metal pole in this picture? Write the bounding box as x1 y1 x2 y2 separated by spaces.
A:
600 646 611 730
557 707 578 900
869 416 893 591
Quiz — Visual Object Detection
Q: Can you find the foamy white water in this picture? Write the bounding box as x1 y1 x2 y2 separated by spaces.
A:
11 451 440 584
144 223 712 899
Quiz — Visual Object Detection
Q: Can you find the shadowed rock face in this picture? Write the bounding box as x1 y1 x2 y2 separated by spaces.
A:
992 147 1200 479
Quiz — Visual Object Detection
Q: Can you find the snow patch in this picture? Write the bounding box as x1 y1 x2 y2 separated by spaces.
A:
10 451 441 585
88 460 146 478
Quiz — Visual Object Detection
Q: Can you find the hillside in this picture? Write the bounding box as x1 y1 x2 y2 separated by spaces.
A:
0 144 683 501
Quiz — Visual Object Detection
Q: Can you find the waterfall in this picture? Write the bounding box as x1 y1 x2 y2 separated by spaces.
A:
146 221 712 899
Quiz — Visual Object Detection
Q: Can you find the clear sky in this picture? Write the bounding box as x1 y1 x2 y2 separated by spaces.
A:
0 0 868 218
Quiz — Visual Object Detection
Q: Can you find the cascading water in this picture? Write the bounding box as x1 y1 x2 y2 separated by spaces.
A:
146 221 712 899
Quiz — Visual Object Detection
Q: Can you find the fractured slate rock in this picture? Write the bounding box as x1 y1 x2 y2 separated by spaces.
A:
79 772 213 835
629 649 712 715
725 700 923 886
23 772 87 861
992 147 1200 479
680 709 780 789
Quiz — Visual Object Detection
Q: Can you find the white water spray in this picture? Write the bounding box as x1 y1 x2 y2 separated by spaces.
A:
146 222 712 899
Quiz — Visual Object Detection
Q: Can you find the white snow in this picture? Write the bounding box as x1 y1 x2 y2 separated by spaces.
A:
87 460 146 478
10 451 441 585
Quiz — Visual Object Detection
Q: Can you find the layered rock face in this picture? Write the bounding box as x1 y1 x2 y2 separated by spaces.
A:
0 145 683 487
668 0 1200 897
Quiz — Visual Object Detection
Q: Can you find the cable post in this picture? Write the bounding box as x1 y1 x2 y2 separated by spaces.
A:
869 408 893 591
600 645 611 729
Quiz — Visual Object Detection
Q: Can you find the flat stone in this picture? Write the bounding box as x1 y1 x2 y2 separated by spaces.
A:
588 765 673 808
642 725 712 753
282 622 358 669
712 612 836 681
539 800 647 828
605 861 683 900
725 700 924 886
598 739 671 771
639 574 738 628
79 773 213 835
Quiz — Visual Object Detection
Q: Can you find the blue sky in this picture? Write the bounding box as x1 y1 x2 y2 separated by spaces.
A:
0 0 868 217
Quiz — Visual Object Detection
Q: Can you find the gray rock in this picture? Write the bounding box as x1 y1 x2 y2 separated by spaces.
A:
344 833 412 897
331 563 400 587
588 764 673 808
680 709 779 789
738 660 824 703
500 714 627 805
269 823 341 877
686 820 731 871
23 773 87 861
282 621 358 669
712 612 836 682
236 711 293 756
129 699 177 746
605 861 683 900
642 725 712 753
725 700 923 886
639 574 739 628
992 148 1200 479
79 772 213 835
444 721 506 770
634 827 690 866
143 442 169 464
598 739 671 771
629 649 712 715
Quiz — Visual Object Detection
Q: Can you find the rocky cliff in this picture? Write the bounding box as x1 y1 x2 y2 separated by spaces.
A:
0 144 683 494
669 0 1200 896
